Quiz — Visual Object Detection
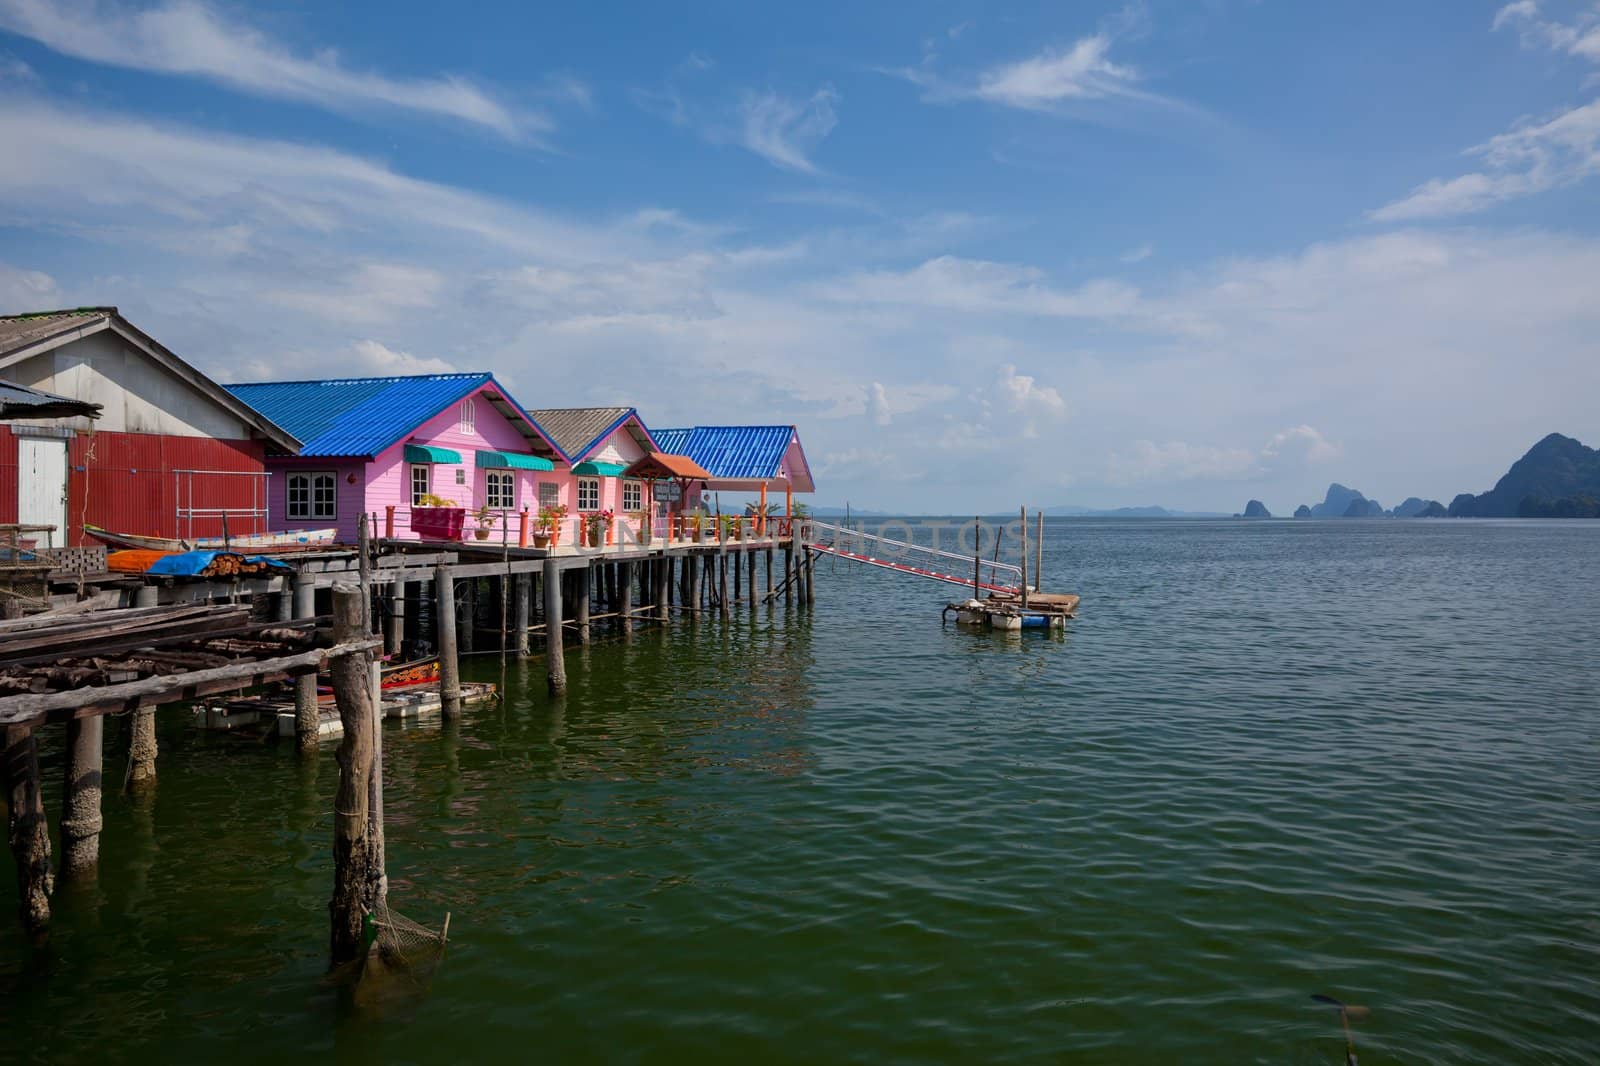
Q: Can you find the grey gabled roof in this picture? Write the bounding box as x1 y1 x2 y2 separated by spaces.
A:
0 307 301 453
525 406 644 463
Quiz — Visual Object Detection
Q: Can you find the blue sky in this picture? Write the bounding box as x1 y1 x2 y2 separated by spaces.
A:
2 1 1597 513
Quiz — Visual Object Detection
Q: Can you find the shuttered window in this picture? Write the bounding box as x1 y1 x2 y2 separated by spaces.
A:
288 472 336 521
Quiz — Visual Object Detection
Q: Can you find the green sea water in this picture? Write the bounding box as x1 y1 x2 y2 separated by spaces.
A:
2 519 1597 1064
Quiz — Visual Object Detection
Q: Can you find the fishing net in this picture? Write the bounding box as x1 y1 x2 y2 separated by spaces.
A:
361 901 451 990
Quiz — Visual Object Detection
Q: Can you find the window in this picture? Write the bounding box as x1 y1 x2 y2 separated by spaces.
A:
485 470 515 510
577 477 600 511
538 481 561 510
622 479 642 511
459 399 475 434
410 464 431 507
455 468 466 485
288 471 336 520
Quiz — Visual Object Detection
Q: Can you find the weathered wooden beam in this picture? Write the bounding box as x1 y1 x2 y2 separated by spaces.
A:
513 572 531 659
620 561 634 637
575 565 591 645
543 557 566 695
434 566 461 718
294 572 318 753
385 577 405 657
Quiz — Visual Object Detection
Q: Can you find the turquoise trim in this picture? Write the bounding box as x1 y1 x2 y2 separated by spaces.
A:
572 460 627 477
476 449 555 471
404 444 462 464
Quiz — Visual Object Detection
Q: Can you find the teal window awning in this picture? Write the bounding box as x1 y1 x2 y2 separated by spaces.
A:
404 444 462 464
477 449 555 471
572 460 628 477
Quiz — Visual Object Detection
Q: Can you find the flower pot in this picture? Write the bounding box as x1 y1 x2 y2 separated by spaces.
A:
474 528 491 541
532 532 551 549
412 506 465 540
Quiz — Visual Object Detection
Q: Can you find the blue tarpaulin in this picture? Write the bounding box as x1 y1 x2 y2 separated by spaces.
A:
144 551 294 576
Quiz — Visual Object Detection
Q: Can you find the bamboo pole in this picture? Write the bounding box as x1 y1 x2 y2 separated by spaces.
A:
328 585 380 965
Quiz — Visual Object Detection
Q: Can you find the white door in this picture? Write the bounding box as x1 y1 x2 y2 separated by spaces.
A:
18 437 68 548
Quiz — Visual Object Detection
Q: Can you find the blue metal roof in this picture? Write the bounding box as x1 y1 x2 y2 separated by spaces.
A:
651 426 802 482
225 374 493 457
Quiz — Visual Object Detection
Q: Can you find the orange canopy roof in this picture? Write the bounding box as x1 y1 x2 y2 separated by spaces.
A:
620 452 711 481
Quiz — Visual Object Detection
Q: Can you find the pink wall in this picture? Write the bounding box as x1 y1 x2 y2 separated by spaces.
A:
264 457 369 541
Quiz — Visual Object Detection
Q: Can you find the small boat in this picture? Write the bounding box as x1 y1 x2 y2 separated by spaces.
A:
316 656 441 703
85 524 338 553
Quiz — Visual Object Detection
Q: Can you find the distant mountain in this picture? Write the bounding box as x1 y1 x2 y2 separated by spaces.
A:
1392 497 1428 518
1417 501 1447 517
1239 500 1271 518
1342 497 1385 518
1306 483 1368 518
1448 433 1600 518
1293 504 1312 519
1043 504 1230 518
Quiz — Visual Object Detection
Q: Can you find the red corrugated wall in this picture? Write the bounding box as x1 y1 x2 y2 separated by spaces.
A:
0 426 17 526
65 432 268 545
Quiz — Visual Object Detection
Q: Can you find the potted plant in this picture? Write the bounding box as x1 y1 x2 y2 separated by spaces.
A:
412 493 465 540
473 504 497 541
534 504 567 549
584 509 613 548
628 511 650 545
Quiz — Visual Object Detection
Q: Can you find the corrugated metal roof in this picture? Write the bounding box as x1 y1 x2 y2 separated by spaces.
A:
651 426 801 481
0 378 102 420
525 406 635 461
225 374 495 457
0 308 114 358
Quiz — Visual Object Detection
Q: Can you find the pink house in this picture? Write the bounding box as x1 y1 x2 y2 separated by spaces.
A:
224 373 567 542
525 407 659 532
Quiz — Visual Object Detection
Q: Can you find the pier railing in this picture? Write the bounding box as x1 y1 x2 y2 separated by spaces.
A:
808 519 1025 592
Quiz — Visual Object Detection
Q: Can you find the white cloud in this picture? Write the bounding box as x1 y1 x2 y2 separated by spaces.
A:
736 87 839 173
1371 99 1600 220
264 262 446 324
0 0 530 137
817 255 1141 318
974 35 1140 109
0 262 61 310
1120 243 1154 264
1494 1 1600 62
346 339 455 376
866 381 892 425
1260 424 1340 466
0 51 34 82
995 364 1065 437
1106 425 1339 486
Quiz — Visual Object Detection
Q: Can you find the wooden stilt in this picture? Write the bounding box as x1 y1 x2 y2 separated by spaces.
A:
328 585 381 965
733 548 742 601
459 579 476 655
434 566 461 718
747 550 757 609
4 726 52 938
620 561 635 636
514 573 531 659
575 565 591 644
687 556 700 619
784 542 794 605
127 586 162 784
765 547 774 602
543 558 567 695
293 571 318 753
385 578 405 656
719 551 730 619
60 715 104 880
656 557 671 622
276 586 293 622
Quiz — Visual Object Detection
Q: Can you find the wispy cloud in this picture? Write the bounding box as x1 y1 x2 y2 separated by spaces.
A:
973 35 1140 109
1371 98 1600 221
1494 1 1600 62
736 87 839 173
0 0 532 138
1106 425 1338 485
815 255 1141 318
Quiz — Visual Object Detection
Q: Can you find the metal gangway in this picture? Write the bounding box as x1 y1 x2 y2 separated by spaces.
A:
808 519 1025 594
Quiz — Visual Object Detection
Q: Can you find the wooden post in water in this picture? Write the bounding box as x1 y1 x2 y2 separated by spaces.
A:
620 561 635 636
385 577 405 657
783 539 794 606
719 550 730 620
60 715 104 881
732 546 741 602
434 565 461 718
127 585 160 787
687 556 701 619
4 726 52 938
328 584 382 965
293 571 319 753
747 550 757 609
543 557 567 695
1036 510 1045 592
972 516 981 599
459 579 476 655
575 565 591 644
1020 506 1030 609
655 556 671 622
513 573 531 659
765 547 774 602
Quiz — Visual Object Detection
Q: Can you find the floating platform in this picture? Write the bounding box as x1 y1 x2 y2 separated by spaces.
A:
945 593 1079 631
193 680 498 738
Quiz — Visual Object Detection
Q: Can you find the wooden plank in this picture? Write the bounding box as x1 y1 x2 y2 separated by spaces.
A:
0 639 381 727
